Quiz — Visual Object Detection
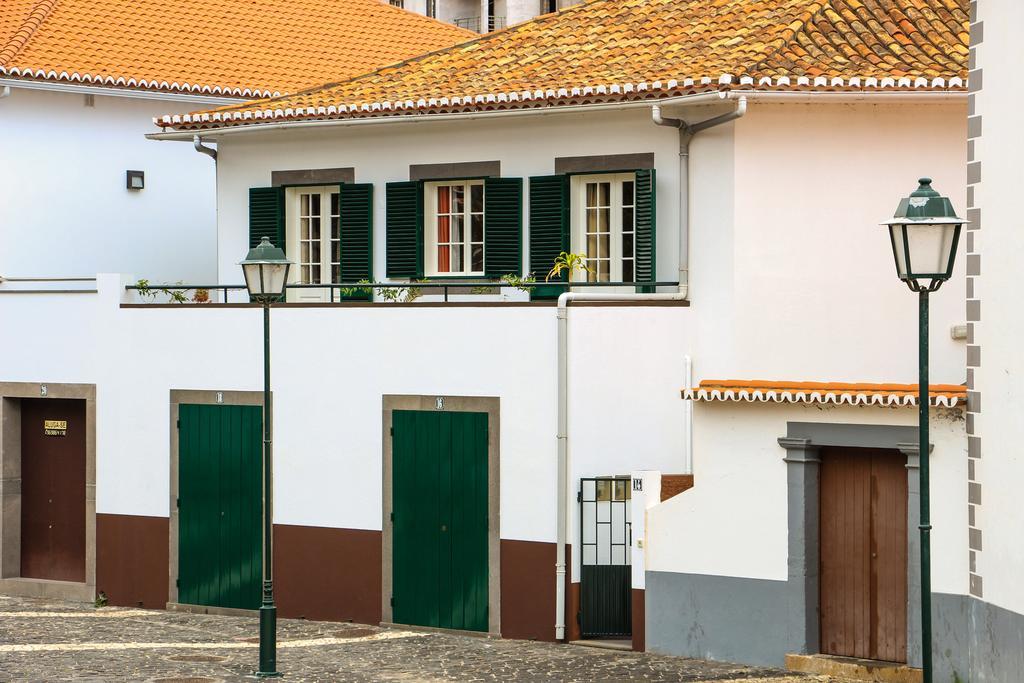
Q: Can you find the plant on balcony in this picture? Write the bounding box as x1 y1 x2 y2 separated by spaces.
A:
546 252 593 283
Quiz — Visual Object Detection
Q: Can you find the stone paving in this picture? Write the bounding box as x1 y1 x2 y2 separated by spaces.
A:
0 595 841 682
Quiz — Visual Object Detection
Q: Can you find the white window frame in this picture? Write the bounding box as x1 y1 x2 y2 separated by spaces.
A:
569 172 636 286
285 185 341 302
424 179 486 277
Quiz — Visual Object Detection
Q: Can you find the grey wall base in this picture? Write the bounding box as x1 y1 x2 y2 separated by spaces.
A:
644 571 793 667
645 573 1024 682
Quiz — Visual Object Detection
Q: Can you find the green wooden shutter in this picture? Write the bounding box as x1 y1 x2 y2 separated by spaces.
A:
528 175 569 299
483 177 522 277
634 169 656 293
340 183 373 299
248 187 285 251
386 181 423 279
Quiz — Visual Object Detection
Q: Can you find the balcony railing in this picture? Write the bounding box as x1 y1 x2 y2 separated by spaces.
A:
123 280 680 305
452 15 506 32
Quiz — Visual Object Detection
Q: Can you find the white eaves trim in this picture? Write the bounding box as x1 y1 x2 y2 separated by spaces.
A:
155 73 966 129
0 65 281 99
682 387 965 408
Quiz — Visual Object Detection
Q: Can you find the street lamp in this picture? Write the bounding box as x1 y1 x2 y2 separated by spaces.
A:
882 178 964 683
240 237 292 678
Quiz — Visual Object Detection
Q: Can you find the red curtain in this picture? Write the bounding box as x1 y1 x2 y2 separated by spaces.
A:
437 186 451 272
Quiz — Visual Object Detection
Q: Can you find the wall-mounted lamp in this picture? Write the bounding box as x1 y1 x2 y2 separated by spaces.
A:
126 170 145 190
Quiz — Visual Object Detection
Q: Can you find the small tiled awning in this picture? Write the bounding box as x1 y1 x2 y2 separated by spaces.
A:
683 380 966 408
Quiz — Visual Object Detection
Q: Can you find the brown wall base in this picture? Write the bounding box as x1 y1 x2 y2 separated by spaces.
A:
632 588 645 651
500 539 556 641
273 524 382 625
96 513 169 609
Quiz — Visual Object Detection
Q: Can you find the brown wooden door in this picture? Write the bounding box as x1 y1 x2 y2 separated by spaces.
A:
20 398 86 582
819 447 907 663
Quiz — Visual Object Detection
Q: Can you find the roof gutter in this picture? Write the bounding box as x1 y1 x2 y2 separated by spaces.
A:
146 90 964 141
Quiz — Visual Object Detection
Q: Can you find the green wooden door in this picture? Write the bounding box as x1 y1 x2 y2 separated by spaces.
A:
178 404 262 610
392 410 489 632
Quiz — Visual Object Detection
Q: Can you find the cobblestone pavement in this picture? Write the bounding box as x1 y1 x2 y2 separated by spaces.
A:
0 596 841 682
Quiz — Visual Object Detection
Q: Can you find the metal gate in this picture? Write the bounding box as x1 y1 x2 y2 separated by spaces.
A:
578 477 632 639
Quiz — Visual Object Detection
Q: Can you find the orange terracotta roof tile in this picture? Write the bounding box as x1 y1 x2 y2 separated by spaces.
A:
0 0 473 97
163 0 969 129
683 380 967 408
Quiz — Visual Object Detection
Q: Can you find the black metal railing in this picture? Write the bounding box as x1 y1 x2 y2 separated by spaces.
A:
452 15 506 31
123 280 680 304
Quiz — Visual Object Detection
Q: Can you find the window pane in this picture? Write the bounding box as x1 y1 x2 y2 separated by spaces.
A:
586 183 598 206
332 239 340 265
598 259 609 281
586 233 597 258
586 209 597 235
330 192 340 215
623 232 634 257
451 243 463 271
471 244 483 272
471 184 484 213
310 264 321 285
596 480 611 501
300 216 310 241
332 264 340 283
471 214 483 243
301 194 310 215
438 245 450 273
599 233 609 259
451 215 464 244
331 216 340 242
311 216 320 241
622 207 634 232
599 182 610 206
311 193 321 215
301 265 310 283
311 240 320 264
452 185 464 213
623 181 634 204
438 215 451 244
301 241 310 264
623 260 634 283
438 186 451 212
599 207 610 232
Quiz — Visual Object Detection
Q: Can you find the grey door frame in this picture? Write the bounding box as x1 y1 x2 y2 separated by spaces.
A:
0 382 96 601
382 394 501 635
779 421 924 666
168 389 264 616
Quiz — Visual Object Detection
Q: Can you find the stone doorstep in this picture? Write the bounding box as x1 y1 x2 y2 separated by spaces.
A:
569 639 634 652
786 653 923 683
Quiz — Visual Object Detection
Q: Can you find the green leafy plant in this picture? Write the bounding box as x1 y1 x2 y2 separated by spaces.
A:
339 279 375 298
135 279 154 300
134 279 190 303
546 252 593 283
94 591 108 608
500 272 537 292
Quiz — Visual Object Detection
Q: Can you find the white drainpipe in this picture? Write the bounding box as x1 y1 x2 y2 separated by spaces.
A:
553 96 746 642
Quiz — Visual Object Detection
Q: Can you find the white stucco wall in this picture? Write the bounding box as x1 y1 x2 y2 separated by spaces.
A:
0 277 692 546
969 0 1024 618
0 86 218 283
646 402 968 594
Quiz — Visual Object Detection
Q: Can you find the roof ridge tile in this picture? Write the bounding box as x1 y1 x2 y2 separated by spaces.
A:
0 0 58 67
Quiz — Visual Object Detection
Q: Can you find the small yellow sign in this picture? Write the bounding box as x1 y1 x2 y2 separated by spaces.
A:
43 420 67 437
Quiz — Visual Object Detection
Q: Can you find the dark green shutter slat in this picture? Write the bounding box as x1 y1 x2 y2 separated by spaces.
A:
248 187 285 251
340 183 373 299
528 175 569 299
634 169 656 293
483 177 522 277
386 181 423 279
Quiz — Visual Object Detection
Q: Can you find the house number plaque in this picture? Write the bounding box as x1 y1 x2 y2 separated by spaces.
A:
43 420 67 437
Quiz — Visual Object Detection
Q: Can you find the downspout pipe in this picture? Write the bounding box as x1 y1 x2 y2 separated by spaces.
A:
554 95 746 642
0 86 10 99
651 95 747 298
193 135 217 160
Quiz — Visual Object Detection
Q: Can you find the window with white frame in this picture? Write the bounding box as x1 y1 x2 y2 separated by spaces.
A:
425 180 485 276
570 173 636 282
286 186 341 298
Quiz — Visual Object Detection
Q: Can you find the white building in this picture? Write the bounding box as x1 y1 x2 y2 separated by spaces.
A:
0 0 469 284
2 0 1003 679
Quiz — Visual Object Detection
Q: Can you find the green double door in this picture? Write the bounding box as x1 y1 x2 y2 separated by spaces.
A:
178 404 262 610
392 410 489 632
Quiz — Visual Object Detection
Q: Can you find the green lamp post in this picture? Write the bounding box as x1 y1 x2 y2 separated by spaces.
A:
883 178 965 683
240 237 292 678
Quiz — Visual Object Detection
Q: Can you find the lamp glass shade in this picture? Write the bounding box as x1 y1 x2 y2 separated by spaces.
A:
240 237 292 301
883 178 965 287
